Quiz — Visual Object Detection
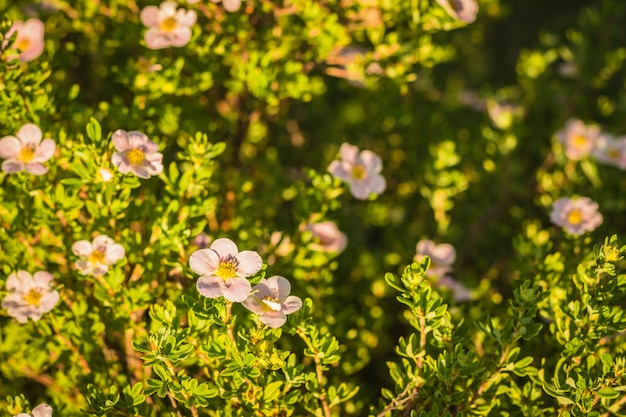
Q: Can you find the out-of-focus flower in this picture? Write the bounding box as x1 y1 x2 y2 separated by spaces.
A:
189 238 262 302
0 124 55 175
306 221 348 253
4 19 45 62
210 0 243 12
550 196 603 236
192 232 211 249
14 403 54 417
556 119 600 160
415 239 456 277
140 1 197 49
486 100 523 130
438 274 472 302
2 271 59 323
592 134 626 169
328 142 386 200
72 235 125 277
242 276 302 328
435 0 478 23
111 129 163 179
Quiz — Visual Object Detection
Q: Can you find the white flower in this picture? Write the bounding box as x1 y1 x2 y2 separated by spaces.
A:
242 276 302 328
328 142 386 200
550 196 603 236
72 235 125 277
592 134 626 169
4 19 45 62
14 403 53 417
2 271 59 323
0 124 55 175
306 221 347 253
415 239 456 277
189 238 262 302
556 119 600 160
111 129 163 179
140 1 197 49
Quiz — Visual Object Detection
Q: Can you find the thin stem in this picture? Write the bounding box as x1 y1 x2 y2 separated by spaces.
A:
296 328 332 417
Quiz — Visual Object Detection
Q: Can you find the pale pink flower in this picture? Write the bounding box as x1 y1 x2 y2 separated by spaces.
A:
0 124 55 175
72 235 125 277
550 196 603 236
189 238 262 302
242 276 302 328
415 239 456 277
435 0 478 23
4 19 45 62
328 143 386 200
210 0 242 12
140 1 197 49
592 134 626 169
438 275 472 302
14 403 53 417
306 221 347 253
111 129 163 179
2 271 59 323
192 232 211 249
556 119 600 160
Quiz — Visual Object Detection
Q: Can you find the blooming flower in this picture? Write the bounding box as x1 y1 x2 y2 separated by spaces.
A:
550 196 603 236
306 221 347 253
592 134 626 169
242 276 302 328
210 0 243 12
435 0 478 23
111 129 163 179
72 235 126 277
2 271 59 323
0 124 55 175
414 239 456 277
140 1 197 49
189 238 262 302
4 19 45 62
556 119 600 160
328 142 386 200
14 403 53 417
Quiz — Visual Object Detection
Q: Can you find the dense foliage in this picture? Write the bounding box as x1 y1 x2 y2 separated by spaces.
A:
1 0 626 416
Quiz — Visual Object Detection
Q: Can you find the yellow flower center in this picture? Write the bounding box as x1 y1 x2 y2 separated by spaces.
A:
16 37 31 52
261 298 282 312
567 209 583 225
88 250 106 264
24 289 43 306
351 165 366 180
572 135 588 148
216 260 237 279
160 17 178 33
608 148 621 159
18 145 36 163
128 148 145 165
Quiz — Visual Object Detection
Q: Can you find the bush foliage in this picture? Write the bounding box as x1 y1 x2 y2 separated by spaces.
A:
2 0 626 416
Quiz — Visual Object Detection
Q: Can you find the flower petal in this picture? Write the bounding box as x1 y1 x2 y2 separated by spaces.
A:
17 123 42 145
140 5 161 27
267 275 291 301
105 243 125 264
2 159 24 173
223 0 242 12
25 162 48 175
35 138 56 162
0 136 21 158
196 275 226 298
235 250 262 277
360 150 382 174
112 130 130 151
241 296 264 314
281 295 302 315
33 271 54 287
209 238 239 258
339 143 359 164
328 160 350 181
6 271 31 292
189 248 220 276
31 404 54 417
259 311 287 328
38 291 60 313
223 277 251 302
